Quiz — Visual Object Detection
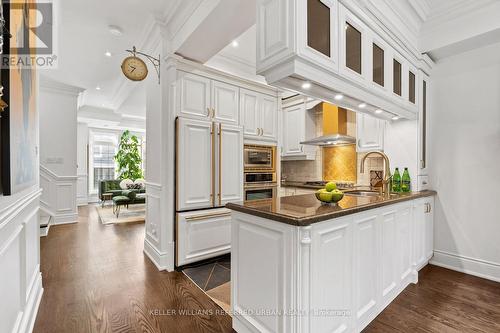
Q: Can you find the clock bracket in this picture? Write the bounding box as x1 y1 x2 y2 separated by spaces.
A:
125 46 160 84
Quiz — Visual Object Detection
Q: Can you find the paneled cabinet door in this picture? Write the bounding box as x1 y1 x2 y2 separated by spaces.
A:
218 123 243 206
413 200 427 270
356 113 385 152
177 118 213 211
178 72 211 119
212 80 239 125
424 197 434 261
396 204 413 284
260 95 278 141
380 208 398 305
283 104 304 155
176 208 231 266
353 212 379 330
240 89 260 138
311 217 353 333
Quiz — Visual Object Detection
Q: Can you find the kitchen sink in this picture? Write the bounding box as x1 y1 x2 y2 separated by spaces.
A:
345 190 400 198
344 190 381 197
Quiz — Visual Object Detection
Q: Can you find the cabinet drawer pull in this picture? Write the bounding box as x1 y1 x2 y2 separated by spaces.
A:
185 212 231 221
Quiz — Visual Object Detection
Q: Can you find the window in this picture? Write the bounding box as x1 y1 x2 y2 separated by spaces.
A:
346 22 362 74
307 0 330 57
393 59 402 96
89 132 118 193
372 43 384 86
409 71 416 103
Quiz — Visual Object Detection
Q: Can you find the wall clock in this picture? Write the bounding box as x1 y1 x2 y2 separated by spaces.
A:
121 56 148 81
121 46 161 83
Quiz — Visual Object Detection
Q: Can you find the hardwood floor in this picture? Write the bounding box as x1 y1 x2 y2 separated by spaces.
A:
33 205 500 333
33 205 234 333
364 265 500 332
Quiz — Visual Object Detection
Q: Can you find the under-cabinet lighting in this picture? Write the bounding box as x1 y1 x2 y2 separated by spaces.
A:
392 116 400 121
231 40 239 47
105 51 112 57
302 82 312 89
375 109 383 114
334 94 343 100
96 86 101 91
358 103 367 108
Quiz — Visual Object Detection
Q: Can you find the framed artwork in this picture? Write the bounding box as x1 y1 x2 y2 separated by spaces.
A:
1 0 38 195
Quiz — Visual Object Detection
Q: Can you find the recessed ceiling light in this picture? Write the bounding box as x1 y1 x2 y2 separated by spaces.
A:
302 82 311 89
105 51 112 57
231 40 239 47
96 86 101 91
108 25 123 36
334 94 343 100
375 109 383 114
392 116 400 121
358 103 367 108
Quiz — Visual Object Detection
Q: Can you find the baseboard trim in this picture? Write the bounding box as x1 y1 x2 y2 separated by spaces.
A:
430 250 500 283
16 272 43 333
143 238 174 272
52 213 78 225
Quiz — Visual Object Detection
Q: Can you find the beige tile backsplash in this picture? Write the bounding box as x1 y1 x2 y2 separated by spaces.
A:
357 153 384 186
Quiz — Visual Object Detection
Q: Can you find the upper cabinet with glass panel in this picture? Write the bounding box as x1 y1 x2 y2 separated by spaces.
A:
256 0 430 120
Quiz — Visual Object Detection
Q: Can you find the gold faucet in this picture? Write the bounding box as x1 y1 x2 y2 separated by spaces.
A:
360 151 392 196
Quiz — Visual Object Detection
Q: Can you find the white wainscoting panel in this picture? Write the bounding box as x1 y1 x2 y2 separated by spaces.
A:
40 165 78 225
0 188 43 333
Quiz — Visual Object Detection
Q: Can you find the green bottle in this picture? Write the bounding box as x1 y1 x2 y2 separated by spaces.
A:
401 167 411 193
392 168 401 192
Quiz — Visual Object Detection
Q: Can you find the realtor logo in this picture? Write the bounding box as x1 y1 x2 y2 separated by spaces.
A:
1 0 58 68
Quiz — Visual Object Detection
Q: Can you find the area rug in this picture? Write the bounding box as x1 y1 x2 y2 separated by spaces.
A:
182 255 231 314
96 204 146 225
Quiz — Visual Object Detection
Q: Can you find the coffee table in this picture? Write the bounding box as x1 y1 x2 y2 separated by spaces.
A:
102 192 113 207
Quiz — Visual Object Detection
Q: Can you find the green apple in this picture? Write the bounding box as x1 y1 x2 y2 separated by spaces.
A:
325 182 337 192
331 190 344 202
319 191 334 202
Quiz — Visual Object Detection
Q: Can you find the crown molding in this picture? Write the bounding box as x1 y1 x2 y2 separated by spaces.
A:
39 75 84 96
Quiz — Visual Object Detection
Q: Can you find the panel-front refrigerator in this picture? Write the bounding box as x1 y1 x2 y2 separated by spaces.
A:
175 117 243 266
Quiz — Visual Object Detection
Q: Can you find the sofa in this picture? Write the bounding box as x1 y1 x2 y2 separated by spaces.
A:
99 180 145 201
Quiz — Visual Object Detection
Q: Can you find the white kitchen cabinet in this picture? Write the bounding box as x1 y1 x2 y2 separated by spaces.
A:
356 112 385 152
176 208 231 266
413 197 434 270
353 212 379 329
177 71 239 124
178 72 211 119
256 0 431 121
218 123 244 205
212 80 239 125
177 118 214 211
231 194 435 333
239 88 278 142
310 216 353 333
282 99 316 159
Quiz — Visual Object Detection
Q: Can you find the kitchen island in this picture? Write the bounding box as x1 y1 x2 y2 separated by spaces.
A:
226 190 436 333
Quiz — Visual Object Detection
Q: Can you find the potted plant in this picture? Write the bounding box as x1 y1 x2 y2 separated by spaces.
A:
114 130 143 180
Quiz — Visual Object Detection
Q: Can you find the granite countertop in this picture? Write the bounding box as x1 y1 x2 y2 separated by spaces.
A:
226 190 437 226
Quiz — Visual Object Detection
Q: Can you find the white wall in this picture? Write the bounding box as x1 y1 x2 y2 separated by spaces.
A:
76 123 89 206
39 79 81 224
429 41 500 281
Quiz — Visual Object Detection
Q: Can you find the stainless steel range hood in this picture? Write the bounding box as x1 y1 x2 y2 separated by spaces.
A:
300 103 356 147
300 134 355 146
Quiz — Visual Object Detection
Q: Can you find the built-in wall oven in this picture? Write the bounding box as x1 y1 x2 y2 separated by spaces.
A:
244 145 277 201
244 145 276 172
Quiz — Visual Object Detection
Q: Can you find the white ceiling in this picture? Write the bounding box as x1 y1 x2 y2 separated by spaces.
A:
41 0 179 121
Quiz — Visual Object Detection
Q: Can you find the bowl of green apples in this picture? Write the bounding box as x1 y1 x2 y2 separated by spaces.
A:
315 182 344 205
